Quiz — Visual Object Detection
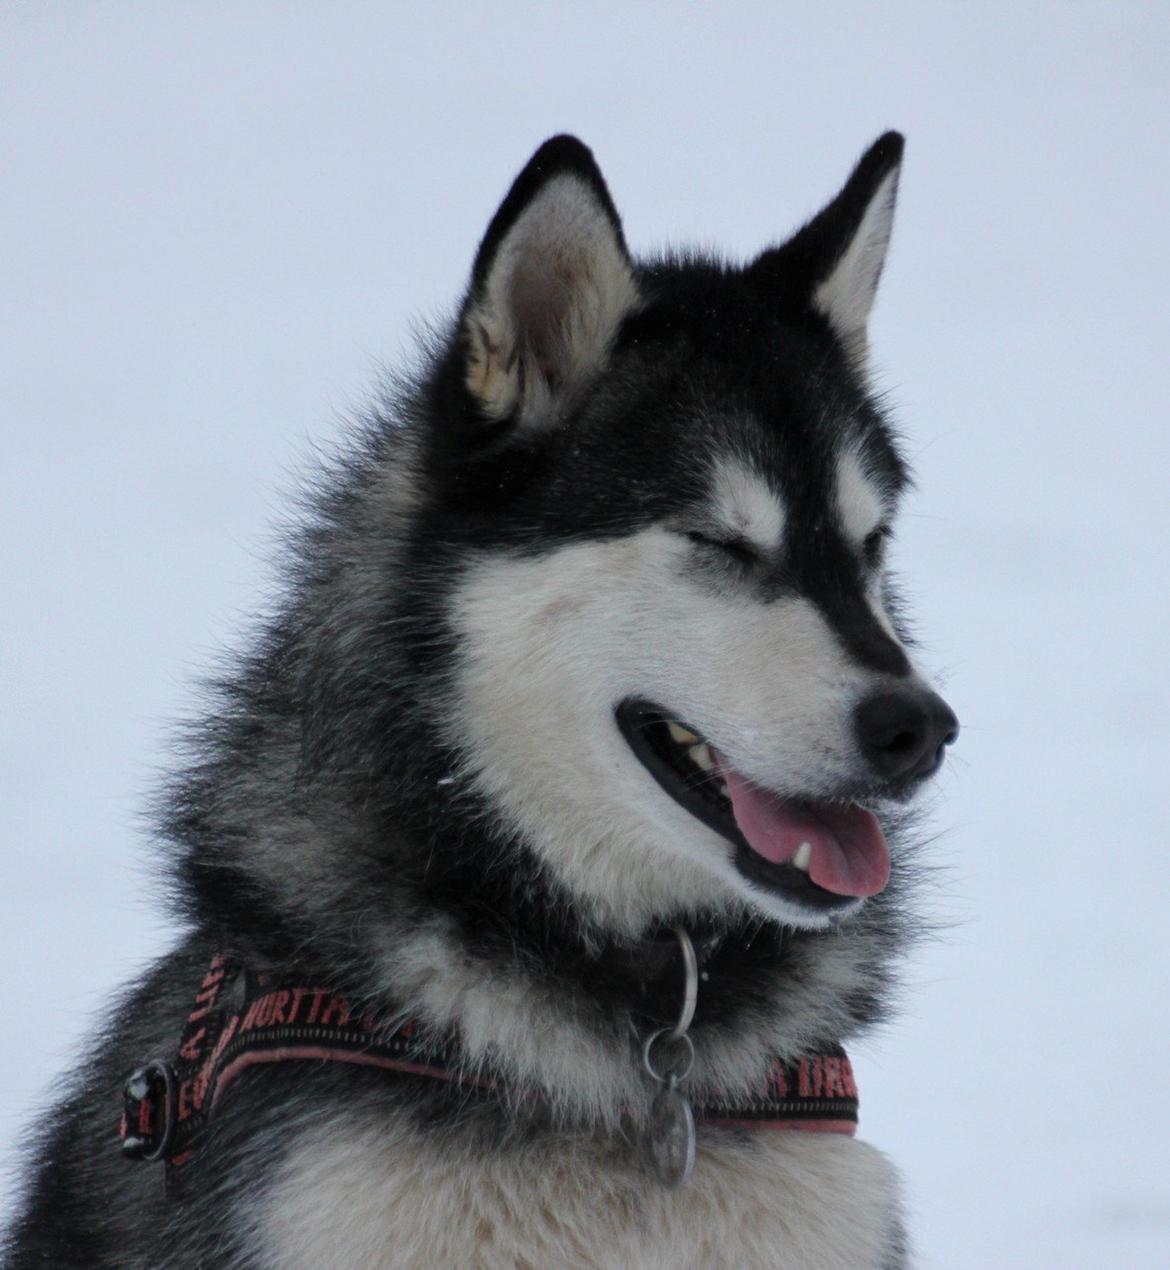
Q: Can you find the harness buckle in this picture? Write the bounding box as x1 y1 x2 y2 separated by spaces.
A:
120 1059 177 1162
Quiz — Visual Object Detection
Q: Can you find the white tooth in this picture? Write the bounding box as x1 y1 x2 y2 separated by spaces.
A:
667 721 699 745
792 841 813 873
689 743 714 771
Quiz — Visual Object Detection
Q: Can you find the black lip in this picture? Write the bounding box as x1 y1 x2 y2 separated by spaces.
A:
614 698 856 913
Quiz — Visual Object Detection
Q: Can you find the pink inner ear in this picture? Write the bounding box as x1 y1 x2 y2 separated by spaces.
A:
469 171 637 416
509 252 580 385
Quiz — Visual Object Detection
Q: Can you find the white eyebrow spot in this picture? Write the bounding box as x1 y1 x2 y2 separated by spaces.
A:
710 459 786 550
834 449 885 542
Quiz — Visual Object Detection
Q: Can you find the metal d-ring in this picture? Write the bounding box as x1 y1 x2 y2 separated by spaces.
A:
668 925 698 1040
640 926 700 1189
641 927 700 1084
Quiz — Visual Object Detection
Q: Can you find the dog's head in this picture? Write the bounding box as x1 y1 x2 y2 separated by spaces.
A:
420 135 956 933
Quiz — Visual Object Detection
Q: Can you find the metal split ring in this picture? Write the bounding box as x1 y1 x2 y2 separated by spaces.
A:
642 1027 696 1085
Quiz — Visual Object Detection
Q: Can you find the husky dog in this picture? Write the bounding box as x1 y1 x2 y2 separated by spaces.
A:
5 133 956 1268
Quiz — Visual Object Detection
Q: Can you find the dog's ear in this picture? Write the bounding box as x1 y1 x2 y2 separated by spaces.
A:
461 135 638 425
751 132 904 371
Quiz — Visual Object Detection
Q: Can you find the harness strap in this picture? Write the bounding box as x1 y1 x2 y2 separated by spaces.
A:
120 952 859 1183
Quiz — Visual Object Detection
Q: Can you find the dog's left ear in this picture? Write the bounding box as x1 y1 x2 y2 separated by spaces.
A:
752 132 904 371
461 135 638 425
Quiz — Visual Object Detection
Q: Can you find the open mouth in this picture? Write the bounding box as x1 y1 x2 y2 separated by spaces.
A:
615 699 891 913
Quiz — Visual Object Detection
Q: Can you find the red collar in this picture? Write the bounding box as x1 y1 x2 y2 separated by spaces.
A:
120 952 859 1181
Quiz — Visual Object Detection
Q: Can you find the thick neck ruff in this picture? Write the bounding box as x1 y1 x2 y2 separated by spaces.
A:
121 948 859 1191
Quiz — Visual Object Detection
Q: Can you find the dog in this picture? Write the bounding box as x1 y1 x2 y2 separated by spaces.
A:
4 132 957 1268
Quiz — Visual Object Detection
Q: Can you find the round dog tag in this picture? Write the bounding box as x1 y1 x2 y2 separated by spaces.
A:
644 1083 695 1189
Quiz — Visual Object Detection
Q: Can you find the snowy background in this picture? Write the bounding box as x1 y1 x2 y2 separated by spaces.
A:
3 4 1168 1265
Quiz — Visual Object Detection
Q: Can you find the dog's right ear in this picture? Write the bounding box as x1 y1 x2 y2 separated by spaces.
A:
460 136 638 427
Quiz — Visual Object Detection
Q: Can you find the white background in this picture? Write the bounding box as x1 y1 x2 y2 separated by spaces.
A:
3 5 1168 1265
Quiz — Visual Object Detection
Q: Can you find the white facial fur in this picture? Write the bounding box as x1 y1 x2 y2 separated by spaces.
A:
833 447 885 544
709 458 786 550
834 446 903 641
444 452 916 935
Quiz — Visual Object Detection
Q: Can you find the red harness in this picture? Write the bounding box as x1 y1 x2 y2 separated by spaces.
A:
121 952 859 1184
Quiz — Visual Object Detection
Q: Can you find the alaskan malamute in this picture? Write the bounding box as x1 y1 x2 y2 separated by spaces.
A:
5 132 957 1268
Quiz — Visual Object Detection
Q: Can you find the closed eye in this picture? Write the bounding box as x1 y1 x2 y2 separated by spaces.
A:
862 525 890 568
685 530 759 568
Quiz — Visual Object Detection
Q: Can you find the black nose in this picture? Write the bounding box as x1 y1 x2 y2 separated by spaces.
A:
854 689 959 785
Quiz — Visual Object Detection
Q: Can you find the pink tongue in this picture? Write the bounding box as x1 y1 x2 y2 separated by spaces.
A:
716 757 890 898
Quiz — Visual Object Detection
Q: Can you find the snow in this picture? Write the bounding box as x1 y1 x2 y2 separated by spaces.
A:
2 5 1168 1264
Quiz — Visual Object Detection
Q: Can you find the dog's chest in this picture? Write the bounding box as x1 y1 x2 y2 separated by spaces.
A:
255 1118 901 1269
